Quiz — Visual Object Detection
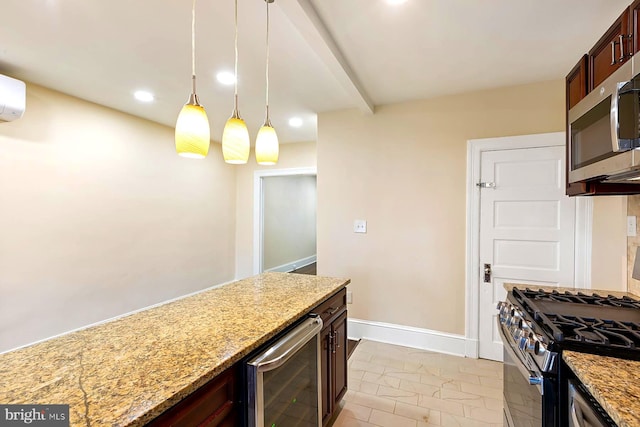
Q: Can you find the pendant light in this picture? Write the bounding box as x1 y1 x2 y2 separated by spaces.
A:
175 0 210 159
255 0 279 165
222 0 250 164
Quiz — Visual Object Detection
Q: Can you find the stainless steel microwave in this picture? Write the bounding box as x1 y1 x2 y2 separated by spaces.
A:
568 55 640 183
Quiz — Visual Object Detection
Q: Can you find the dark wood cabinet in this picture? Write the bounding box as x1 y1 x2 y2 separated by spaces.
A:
314 288 348 426
631 0 640 54
589 9 631 90
147 366 238 427
565 1 640 196
566 55 588 110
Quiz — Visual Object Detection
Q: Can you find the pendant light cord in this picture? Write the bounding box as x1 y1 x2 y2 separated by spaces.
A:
233 0 239 111
191 0 197 94
265 0 270 122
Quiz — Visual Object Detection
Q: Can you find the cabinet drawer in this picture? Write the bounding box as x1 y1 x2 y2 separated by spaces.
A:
313 288 346 325
147 367 237 427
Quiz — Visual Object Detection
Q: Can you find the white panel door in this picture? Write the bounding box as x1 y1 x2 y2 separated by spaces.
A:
478 145 576 361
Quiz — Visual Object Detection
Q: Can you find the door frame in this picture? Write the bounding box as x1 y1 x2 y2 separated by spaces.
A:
464 132 593 358
253 167 318 275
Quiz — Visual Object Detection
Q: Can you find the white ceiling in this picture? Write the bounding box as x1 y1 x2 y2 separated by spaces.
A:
0 0 630 143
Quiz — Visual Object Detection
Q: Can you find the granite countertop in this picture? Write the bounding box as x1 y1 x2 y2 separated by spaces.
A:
564 351 640 427
0 272 349 426
504 283 639 300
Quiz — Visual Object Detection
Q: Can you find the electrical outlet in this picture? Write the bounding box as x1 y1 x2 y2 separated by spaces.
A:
346 291 352 304
354 220 367 233
628 216 637 237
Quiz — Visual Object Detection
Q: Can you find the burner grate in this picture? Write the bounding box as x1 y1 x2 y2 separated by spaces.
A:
541 314 640 348
520 288 640 309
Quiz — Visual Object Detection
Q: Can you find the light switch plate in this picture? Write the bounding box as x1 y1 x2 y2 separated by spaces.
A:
354 220 367 233
346 291 352 304
628 216 637 237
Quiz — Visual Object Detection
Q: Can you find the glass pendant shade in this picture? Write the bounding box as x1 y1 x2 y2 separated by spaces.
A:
175 102 210 159
222 116 250 164
255 124 279 165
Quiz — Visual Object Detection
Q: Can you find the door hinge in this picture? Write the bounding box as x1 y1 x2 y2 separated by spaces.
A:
476 182 496 189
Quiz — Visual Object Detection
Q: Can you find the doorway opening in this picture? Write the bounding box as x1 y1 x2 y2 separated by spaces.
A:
253 167 318 275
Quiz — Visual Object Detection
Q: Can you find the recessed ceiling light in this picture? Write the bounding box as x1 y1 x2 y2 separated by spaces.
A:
134 90 154 103
288 117 303 127
386 0 408 4
216 71 236 85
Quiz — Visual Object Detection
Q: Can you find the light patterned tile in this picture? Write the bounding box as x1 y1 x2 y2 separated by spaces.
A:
395 401 441 425
337 340 503 427
369 408 417 427
332 410 378 427
399 379 441 397
362 371 402 389
483 397 503 411
478 375 502 390
441 412 502 427
459 382 502 400
351 359 386 375
463 405 503 423
339 401 372 421
439 389 486 409
417 394 465 417
376 385 419 405
348 391 396 414
349 378 380 395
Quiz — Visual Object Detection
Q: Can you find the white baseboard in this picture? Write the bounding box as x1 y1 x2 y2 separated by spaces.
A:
266 255 317 273
347 318 469 358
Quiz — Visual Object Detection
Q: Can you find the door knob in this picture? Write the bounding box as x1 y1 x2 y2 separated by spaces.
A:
484 263 492 283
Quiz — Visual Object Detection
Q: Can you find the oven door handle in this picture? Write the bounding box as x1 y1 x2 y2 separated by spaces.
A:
248 316 323 373
497 320 544 395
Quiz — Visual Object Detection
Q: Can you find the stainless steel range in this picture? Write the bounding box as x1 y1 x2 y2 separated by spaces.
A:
497 287 640 426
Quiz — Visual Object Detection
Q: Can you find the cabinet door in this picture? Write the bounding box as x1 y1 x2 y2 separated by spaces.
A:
147 367 237 427
632 0 640 54
332 311 348 407
320 325 333 425
566 55 588 110
589 8 630 89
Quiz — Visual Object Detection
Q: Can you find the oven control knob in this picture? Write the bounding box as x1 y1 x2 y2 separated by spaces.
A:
518 319 532 332
518 335 529 351
507 313 521 327
524 337 540 355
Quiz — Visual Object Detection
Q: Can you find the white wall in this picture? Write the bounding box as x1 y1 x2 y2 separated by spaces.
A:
263 175 317 270
0 83 237 352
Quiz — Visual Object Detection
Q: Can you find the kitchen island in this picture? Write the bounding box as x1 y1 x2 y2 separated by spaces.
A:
563 351 640 427
0 272 349 426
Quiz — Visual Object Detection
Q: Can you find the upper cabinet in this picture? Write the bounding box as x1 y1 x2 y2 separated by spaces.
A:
589 9 631 90
566 55 588 110
565 0 640 196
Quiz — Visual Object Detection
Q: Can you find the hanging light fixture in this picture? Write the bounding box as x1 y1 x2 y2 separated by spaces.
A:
175 0 210 159
255 0 279 165
222 0 250 164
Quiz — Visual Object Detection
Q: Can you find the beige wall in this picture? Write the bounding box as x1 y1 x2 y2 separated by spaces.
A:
263 175 317 270
591 197 627 292
0 83 237 352
234 142 317 279
318 80 568 336
627 195 640 296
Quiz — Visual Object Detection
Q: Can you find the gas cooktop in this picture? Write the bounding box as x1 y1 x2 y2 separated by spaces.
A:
509 287 640 360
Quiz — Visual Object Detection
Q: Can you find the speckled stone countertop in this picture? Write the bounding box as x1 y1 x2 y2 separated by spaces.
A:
0 272 349 426
504 283 639 300
564 351 640 427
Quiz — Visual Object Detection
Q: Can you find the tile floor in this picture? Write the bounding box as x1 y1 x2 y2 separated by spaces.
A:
331 340 504 427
